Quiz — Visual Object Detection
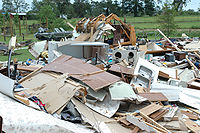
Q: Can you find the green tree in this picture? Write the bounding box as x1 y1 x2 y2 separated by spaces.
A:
0 14 4 28
2 0 29 12
157 0 191 12
13 0 29 12
157 2 178 37
32 0 41 12
51 18 67 30
32 0 58 15
54 0 71 16
38 5 56 29
90 1 104 16
72 0 91 17
102 0 120 16
121 0 144 17
144 0 156 16
172 0 191 12
13 14 19 27
2 0 14 12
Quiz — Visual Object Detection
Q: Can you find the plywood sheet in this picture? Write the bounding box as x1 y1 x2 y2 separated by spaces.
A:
42 55 121 91
138 92 168 102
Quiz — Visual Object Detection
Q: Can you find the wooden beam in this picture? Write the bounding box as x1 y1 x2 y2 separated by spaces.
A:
139 111 170 133
194 52 200 59
186 56 198 71
157 29 181 51
19 67 42 83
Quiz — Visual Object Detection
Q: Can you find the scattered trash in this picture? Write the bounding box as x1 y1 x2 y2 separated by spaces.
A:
1 18 200 133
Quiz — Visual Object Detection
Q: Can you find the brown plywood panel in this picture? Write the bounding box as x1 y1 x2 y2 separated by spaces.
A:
42 55 121 91
108 64 134 75
24 74 83 114
138 92 168 102
17 65 41 72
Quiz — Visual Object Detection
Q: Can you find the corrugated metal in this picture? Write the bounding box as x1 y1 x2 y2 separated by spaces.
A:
42 55 121 91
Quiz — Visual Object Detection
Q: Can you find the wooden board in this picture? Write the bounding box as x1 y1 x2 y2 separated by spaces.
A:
74 33 90 41
140 103 163 116
138 92 168 102
181 110 199 120
150 109 169 121
183 118 200 133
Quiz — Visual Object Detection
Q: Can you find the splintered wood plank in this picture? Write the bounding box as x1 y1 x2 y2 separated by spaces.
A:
181 110 199 120
140 103 163 116
74 33 90 41
150 109 169 121
183 118 200 133
159 71 169 79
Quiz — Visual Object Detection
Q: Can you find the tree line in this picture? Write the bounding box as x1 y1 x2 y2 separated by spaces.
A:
2 0 198 18
1 0 200 37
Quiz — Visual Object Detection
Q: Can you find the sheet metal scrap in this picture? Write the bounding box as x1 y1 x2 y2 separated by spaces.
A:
41 55 121 91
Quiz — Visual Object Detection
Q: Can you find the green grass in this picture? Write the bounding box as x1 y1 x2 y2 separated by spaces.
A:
124 15 200 29
133 21 200 29
0 34 37 45
124 15 200 23
125 16 158 23
67 15 200 29
27 20 38 25
177 21 200 29
67 18 81 26
174 15 200 22
0 48 35 61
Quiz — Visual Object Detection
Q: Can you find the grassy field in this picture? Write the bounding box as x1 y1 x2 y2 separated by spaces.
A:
68 15 200 29
0 15 199 61
0 48 35 61
125 15 200 23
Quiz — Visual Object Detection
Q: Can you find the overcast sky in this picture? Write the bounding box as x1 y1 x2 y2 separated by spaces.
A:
0 0 199 11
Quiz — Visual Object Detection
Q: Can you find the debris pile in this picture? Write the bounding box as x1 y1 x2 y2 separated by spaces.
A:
1 14 200 133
